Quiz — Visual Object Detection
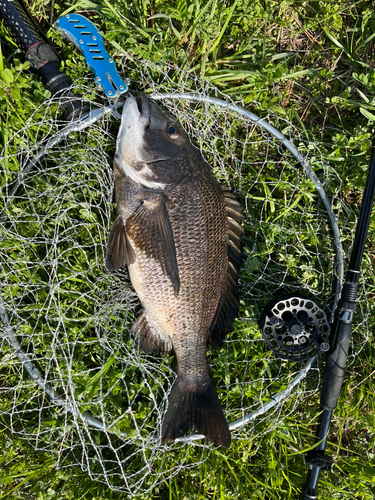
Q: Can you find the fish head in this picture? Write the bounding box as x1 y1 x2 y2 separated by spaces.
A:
116 95 192 189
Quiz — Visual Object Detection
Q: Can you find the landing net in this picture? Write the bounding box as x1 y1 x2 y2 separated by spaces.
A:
0 56 370 495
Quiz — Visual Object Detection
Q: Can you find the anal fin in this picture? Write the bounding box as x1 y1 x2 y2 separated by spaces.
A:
130 313 172 354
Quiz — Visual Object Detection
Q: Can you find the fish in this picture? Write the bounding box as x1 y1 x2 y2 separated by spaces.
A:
106 94 243 448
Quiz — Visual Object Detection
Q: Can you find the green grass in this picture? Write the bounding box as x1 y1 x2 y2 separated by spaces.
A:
1 0 375 499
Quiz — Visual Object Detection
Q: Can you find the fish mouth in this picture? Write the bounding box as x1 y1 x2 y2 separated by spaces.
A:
135 94 150 125
121 95 150 126
136 94 142 114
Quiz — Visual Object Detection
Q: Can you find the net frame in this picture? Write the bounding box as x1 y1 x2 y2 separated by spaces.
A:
0 93 343 437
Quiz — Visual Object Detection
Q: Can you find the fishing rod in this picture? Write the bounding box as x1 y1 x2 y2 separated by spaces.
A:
301 143 375 499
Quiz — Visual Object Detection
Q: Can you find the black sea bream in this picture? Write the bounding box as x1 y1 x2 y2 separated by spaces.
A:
106 95 243 447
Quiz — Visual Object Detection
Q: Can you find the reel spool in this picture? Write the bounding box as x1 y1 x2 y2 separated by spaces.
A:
260 295 330 362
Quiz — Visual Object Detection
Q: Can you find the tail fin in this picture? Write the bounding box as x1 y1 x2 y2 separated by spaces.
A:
161 375 231 448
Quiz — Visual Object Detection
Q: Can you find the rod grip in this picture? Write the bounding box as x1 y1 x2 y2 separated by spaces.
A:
0 0 87 120
38 61 87 121
320 294 355 410
0 0 44 50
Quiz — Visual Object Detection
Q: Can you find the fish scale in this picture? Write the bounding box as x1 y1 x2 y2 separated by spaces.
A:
166 179 227 375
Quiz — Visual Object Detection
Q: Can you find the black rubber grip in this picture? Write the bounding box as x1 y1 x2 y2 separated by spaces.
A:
0 1 88 120
320 318 352 410
25 45 86 119
341 281 358 302
0 0 45 50
25 44 87 120
25 42 59 70
38 61 87 121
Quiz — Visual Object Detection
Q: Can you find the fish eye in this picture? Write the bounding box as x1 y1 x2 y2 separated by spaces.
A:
166 123 179 139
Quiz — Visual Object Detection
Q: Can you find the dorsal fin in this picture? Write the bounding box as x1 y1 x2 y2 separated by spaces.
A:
209 188 244 348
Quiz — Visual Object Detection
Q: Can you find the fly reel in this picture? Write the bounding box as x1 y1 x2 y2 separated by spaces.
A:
260 295 330 362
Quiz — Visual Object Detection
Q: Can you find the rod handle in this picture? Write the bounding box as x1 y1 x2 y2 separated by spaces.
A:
320 289 356 410
320 319 351 410
0 0 45 51
0 0 87 120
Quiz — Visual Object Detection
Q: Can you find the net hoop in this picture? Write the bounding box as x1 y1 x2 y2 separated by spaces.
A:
0 92 343 444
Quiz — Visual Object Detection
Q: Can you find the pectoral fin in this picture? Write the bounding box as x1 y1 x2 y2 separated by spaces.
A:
106 215 136 271
127 197 180 294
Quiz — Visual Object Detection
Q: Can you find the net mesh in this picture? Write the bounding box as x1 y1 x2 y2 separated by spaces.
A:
0 56 370 495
